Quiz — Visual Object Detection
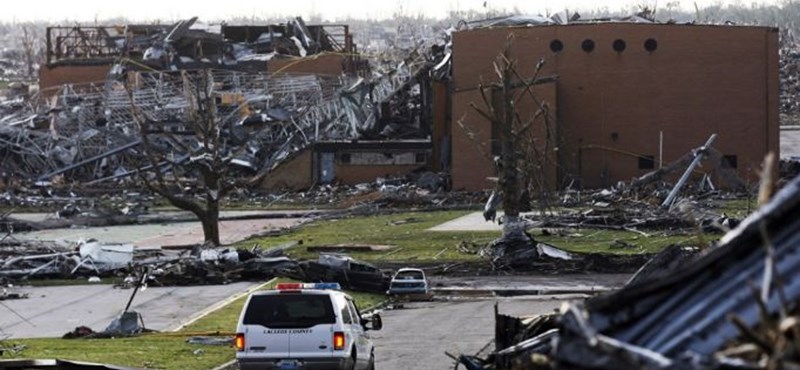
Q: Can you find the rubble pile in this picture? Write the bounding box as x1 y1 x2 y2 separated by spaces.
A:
0 70 351 184
0 233 394 294
455 173 800 370
0 238 289 282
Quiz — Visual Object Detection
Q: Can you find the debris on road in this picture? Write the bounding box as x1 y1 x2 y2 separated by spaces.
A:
0 285 28 301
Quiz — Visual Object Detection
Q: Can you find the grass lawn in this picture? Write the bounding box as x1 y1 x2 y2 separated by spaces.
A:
242 210 703 261
3 280 385 369
715 197 758 219
535 229 700 254
242 210 499 262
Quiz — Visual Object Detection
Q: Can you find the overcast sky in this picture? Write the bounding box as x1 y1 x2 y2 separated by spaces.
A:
0 0 782 23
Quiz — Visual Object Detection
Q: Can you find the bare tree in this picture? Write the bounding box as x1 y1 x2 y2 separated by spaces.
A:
465 34 557 261
19 25 38 79
129 70 267 245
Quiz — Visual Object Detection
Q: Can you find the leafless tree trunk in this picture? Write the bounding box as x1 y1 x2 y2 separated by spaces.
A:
467 34 556 261
495 42 524 241
19 25 37 79
128 70 267 245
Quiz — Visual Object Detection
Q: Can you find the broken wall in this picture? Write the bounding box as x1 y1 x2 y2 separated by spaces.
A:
451 23 779 190
39 64 112 93
261 148 314 191
314 141 431 185
259 141 432 191
331 155 427 185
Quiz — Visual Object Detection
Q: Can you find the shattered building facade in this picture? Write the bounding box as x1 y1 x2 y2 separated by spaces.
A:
446 22 780 191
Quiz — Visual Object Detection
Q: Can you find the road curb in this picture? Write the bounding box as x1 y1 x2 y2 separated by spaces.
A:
170 278 277 332
431 287 612 297
362 298 391 314
210 359 236 370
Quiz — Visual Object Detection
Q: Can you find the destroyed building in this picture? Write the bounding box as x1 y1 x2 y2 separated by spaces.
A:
0 17 443 191
442 20 780 191
39 18 363 92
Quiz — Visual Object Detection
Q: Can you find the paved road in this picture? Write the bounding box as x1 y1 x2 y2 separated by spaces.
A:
782 128 800 159
372 297 567 370
0 282 260 338
12 217 310 247
430 274 630 292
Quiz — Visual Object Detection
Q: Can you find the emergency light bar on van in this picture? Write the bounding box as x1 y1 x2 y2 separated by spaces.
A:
275 282 342 290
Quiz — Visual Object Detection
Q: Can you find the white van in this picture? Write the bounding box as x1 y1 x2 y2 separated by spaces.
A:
235 282 382 370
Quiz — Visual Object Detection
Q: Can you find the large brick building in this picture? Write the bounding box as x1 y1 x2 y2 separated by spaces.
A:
447 23 780 191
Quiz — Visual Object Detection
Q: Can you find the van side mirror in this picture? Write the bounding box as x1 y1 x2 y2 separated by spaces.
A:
361 313 382 331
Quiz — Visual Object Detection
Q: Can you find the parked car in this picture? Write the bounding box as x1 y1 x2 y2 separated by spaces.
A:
387 268 429 296
235 282 382 370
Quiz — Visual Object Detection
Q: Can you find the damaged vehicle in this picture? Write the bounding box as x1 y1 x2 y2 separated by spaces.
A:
298 254 390 294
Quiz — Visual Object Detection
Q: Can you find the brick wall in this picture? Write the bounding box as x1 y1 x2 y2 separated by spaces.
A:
39 64 112 94
451 82 558 191
260 149 313 191
450 24 779 191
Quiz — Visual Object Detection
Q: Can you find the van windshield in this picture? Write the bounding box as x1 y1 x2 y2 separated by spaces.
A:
244 294 336 329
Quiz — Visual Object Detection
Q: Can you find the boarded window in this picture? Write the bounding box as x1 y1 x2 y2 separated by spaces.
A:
639 155 655 170
722 155 738 169
340 152 422 165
